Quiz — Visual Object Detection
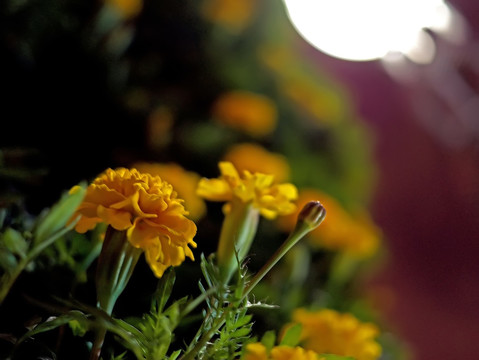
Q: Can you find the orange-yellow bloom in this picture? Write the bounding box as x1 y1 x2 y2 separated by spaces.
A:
277 189 380 258
212 91 278 137
223 143 290 183
287 308 382 360
133 162 206 221
244 343 320 360
197 161 297 219
70 168 197 278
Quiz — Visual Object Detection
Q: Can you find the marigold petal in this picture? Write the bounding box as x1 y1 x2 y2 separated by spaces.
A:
197 178 233 201
97 205 132 230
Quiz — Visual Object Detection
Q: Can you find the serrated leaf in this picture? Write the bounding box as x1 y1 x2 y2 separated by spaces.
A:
34 182 86 244
230 327 251 338
279 323 302 347
232 314 252 329
2 228 28 258
153 267 176 313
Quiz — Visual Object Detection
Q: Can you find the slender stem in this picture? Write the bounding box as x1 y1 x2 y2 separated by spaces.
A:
89 327 107 360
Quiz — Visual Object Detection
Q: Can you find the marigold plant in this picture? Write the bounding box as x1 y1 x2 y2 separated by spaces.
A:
71 167 197 278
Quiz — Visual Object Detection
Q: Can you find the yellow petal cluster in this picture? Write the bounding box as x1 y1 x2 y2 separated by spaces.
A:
133 162 206 221
244 343 320 360
223 143 291 183
197 162 297 219
71 168 197 278
277 189 380 258
289 308 382 360
212 91 277 137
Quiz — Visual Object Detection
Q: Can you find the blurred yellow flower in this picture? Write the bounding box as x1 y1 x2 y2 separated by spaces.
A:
133 162 206 221
146 106 174 150
201 0 257 32
212 91 278 137
223 143 291 183
244 343 319 360
105 0 143 19
260 46 345 124
277 189 380 258
71 168 197 278
197 161 297 219
288 308 382 360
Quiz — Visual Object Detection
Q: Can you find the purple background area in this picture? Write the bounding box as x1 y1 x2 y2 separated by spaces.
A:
299 1 479 359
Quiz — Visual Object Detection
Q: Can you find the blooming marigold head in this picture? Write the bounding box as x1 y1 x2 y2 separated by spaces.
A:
70 168 197 278
197 161 297 219
244 343 320 360
287 308 382 360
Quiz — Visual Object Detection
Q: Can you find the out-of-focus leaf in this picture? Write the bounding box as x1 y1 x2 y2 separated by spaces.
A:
2 228 28 259
260 330 276 352
0 247 18 272
279 323 302 347
34 182 86 244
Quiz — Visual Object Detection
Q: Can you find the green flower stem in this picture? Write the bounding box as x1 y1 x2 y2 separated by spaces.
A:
217 200 259 284
90 226 142 360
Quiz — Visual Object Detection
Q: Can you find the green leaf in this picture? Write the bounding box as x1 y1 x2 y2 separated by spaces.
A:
0 247 18 272
260 331 276 352
153 267 176 313
34 182 86 244
279 323 302 347
319 355 356 360
168 349 182 360
2 228 28 259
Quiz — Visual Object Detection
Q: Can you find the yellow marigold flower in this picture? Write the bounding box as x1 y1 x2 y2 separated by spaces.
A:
212 91 278 137
223 143 291 183
289 308 382 360
244 343 320 360
71 168 197 278
277 189 380 258
133 162 206 221
105 0 143 19
201 0 257 32
197 161 297 219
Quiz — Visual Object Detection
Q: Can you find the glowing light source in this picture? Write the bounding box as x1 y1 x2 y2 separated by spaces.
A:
283 0 461 63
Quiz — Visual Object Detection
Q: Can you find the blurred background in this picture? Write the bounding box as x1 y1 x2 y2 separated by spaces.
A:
1 0 479 359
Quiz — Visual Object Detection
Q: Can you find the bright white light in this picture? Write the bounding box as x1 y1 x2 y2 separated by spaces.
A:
283 0 459 63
